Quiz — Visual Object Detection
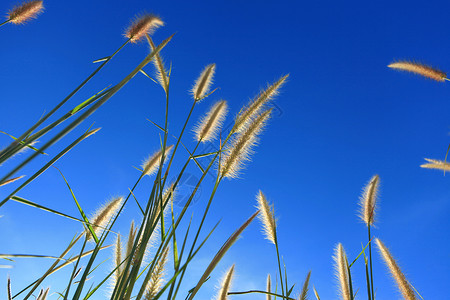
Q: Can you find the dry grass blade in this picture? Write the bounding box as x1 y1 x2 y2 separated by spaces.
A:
358 175 379 226
375 238 417 300
221 109 272 178
144 246 169 299
215 264 235 300
299 271 311 300
187 211 259 300
87 197 123 240
388 61 446 82
194 100 228 142
192 64 216 101
235 74 288 132
0 175 25 187
256 190 277 244
334 243 351 300
420 158 450 172
125 14 164 43
8 0 44 24
36 287 49 300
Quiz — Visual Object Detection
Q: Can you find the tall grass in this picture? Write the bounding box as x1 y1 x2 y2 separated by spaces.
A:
0 2 436 300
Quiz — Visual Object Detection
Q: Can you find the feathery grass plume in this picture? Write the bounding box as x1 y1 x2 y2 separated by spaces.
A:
299 271 311 300
375 238 417 300
194 100 228 142
420 158 450 172
112 234 123 286
146 34 169 92
7 0 44 25
125 220 138 258
143 246 169 300
333 243 351 300
235 74 288 133
0 175 25 187
266 274 271 300
141 145 174 176
221 109 272 179
388 61 446 82
125 14 164 43
214 264 235 300
192 64 216 101
86 196 123 240
256 190 277 244
358 174 380 226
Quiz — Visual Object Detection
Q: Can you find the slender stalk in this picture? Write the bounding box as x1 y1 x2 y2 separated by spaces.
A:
0 39 130 164
274 238 285 298
62 237 88 299
368 225 375 300
228 290 295 300
0 19 10 27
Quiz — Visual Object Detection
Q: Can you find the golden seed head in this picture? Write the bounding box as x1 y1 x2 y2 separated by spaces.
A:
214 264 235 300
388 61 446 82
141 145 174 177
266 274 271 300
193 100 228 142
375 238 417 300
87 196 123 240
144 246 169 300
125 14 164 43
358 174 380 226
8 0 44 25
191 64 216 101
333 243 351 300
256 190 277 244
420 158 450 172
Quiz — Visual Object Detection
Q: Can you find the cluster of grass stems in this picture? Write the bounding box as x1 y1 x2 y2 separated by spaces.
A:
0 1 439 300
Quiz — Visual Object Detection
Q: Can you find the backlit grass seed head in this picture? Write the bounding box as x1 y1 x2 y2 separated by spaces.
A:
420 158 450 172
87 196 123 240
388 61 446 82
125 14 164 43
7 0 44 24
192 64 216 101
112 234 123 286
333 243 351 300
214 264 235 300
141 145 174 176
235 74 288 133
144 246 169 300
146 34 169 91
375 238 417 300
194 100 228 142
256 190 277 244
221 109 272 179
266 274 271 300
358 174 380 226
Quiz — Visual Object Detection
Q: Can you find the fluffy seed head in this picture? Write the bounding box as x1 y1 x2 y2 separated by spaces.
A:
388 61 446 82
125 14 164 43
8 0 44 24
146 34 169 92
256 190 277 244
192 64 216 101
214 264 235 300
235 74 288 133
144 246 169 300
87 197 123 240
333 243 351 300
266 274 271 300
420 158 450 172
358 174 380 226
112 234 123 287
375 238 417 300
194 100 228 142
141 145 174 177
221 109 272 179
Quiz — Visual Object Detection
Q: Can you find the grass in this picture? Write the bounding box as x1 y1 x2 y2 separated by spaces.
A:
0 1 440 300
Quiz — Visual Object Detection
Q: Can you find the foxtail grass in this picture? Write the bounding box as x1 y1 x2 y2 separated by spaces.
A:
192 64 216 101
194 100 228 142
388 61 447 82
6 0 43 25
214 264 235 300
420 158 450 172
334 243 352 300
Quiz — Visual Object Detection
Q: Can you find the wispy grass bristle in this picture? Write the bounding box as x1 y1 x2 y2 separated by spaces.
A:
214 264 235 300
420 158 450 172
125 14 164 43
192 64 216 101
194 100 228 142
375 238 417 300
333 243 351 300
8 0 44 25
388 61 446 82
358 174 380 226
221 109 272 179
235 74 288 133
141 145 174 176
87 196 123 240
256 190 277 244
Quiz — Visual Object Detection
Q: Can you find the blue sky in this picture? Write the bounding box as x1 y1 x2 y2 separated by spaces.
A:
1 0 450 299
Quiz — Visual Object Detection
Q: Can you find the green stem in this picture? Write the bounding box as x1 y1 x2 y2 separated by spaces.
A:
274 238 285 298
368 225 375 300
228 290 295 300
0 19 10 27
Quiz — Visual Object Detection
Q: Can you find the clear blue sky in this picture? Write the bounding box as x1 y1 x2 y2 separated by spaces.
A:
1 0 449 299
